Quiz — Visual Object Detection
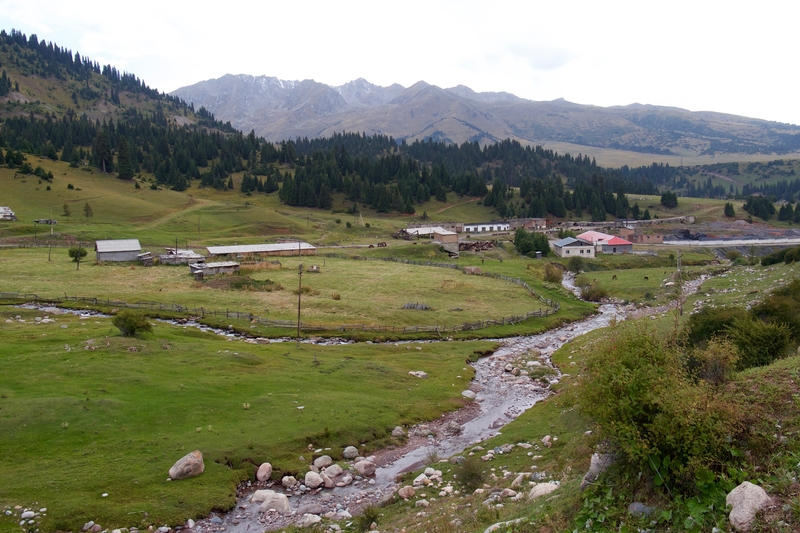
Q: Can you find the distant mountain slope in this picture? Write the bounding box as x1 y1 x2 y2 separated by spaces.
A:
173 75 800 156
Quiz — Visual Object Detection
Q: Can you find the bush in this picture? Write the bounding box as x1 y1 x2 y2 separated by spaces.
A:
687 337 740 386
454 456 485 492
726 316 791 370
581 283 608 302
580 323 743 489
725 250 742 261
567 256 585 272
542 262 563 284
684 306 748 347
67 183 74 190
112 310 153 337
346 221 352 228
67 246 87 262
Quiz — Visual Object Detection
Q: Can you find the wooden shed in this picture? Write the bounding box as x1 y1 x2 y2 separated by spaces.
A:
95 239 142 262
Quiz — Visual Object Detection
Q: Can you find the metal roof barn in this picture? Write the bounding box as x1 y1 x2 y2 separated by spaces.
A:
206 242 316 257
95 239 142 262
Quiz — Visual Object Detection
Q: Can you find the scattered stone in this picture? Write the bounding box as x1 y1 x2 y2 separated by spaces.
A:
90 524 102 533
320 472 334 488
462 390 476 399
450 455 465 464
483 518 527 533
295 514 322 528
281 475 298 489
342 446 359 459
297 503 324 515
355 460 376 476
529 483 558 499
415 499 429 508
21 511 34 519
628 502 656 518
324 464 343 477
408 371 428 378
313 455 332 469
169 450 204 480
580 452 616 490
726 481 771 532
500 488 517 498
256 462 272 481
304 471 324 489
252 490 290 514
186 519 195 529
82 521 95 531
392 426 405 437
398 486 416 499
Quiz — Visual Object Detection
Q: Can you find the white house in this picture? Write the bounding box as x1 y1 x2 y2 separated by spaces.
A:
552 237 596 258
463 221 511 233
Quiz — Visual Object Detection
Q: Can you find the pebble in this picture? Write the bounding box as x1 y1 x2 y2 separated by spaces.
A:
21 511 35 519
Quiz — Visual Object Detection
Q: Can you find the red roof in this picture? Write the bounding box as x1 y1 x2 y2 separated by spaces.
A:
606 237 633 245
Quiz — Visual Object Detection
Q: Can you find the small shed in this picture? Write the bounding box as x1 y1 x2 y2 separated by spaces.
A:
189 261 240 277
95 239 142 262
159 248 206 265
601 237 633 254
0 207 17 221
433 228 458 244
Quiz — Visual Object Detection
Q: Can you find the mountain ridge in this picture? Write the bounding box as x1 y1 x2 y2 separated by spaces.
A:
172 75 800 156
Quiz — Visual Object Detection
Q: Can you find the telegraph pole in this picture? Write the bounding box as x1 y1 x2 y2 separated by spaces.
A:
296 263 303 347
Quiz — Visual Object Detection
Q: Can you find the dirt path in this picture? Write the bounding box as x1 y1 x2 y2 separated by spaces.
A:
435 198 479 214
134 197 213 231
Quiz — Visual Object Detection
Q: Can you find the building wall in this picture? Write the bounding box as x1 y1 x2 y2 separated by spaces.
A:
553 245 595 258
96 251 140 262
601 244 633 254
435 232 459 244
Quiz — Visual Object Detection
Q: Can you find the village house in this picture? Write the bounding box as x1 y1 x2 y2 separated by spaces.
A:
507 218 547 231
600 236 634 254
617 227 664 244
95 239 142 262
463 221 511 233
552 237 596 258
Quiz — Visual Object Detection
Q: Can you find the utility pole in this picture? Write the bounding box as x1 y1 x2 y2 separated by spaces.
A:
677 248 683 316
296 263 303 347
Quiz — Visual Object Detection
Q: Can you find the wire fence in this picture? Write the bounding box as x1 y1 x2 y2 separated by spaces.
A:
0 254 560 334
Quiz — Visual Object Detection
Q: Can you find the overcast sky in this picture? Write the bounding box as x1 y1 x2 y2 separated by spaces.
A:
2 0 798 125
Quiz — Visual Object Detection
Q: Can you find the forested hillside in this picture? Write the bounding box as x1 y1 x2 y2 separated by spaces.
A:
3 28 800 223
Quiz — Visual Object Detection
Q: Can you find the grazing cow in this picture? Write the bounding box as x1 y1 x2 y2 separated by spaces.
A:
369 244 374 248
612 274 617 280
644 276 649 280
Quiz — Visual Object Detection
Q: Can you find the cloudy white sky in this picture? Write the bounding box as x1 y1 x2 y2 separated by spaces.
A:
2 0 798 125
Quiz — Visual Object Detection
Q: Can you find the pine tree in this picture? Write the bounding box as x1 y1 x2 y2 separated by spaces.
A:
83 202 93 222
724 202 735 217
93 130 112 173
62 202 71 218
116 136 134 179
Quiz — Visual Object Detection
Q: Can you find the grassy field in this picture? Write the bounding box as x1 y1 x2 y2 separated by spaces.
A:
0 307 492 532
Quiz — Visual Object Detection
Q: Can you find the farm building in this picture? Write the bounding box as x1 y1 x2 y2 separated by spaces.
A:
552 237 596 258
206 242 316 257
95 239 142 262
406 226 458 244
0 207 17 221
600 236 633 254
617 227 664 244
408 222 463 233
463 221 511 233
508 218 547 231
189 261 240 277
159 248 206 265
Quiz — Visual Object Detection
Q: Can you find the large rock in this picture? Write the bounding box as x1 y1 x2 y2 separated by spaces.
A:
342 446 359 459
168 450 204 480
255 490 291 515
392 426 406 437
398 485 416 499
580 452 615 490
354 460 376 476
313 455 332 469
296 503 324 515
256 462 272 482
462 390 476 399
726 482 771 532
324 464 343 477
529 483 558 499
304 471 324 489
320 472 334 488
281 475 298 489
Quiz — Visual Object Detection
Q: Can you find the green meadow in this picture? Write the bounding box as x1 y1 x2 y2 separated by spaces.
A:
0 307 490 531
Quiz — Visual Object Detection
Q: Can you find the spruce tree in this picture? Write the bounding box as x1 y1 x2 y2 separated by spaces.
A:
116 136 134 179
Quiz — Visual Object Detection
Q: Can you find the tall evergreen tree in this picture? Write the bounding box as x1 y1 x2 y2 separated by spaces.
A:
116 136 134 179
93 129 112 173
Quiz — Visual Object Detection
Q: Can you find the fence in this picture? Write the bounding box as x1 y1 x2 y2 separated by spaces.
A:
0 255 560 334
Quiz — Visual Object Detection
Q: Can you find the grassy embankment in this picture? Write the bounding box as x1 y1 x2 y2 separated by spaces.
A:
368 260 800 533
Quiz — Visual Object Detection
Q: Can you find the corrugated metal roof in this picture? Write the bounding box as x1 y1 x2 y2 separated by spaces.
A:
206 242 316 255
576 231 613 243
95 239 142 252
407 227 456 235
553 237 578 247
606 237 633 245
